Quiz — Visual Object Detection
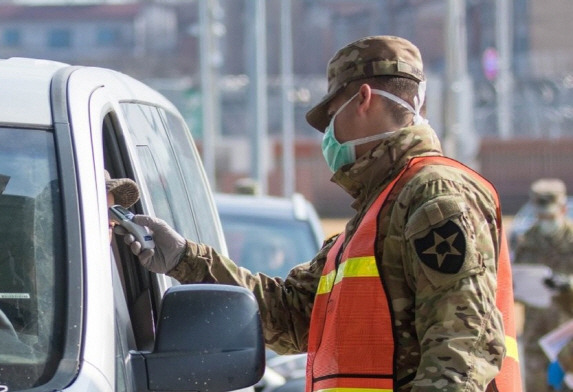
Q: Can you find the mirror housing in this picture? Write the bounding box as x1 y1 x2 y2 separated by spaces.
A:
130 284 266 392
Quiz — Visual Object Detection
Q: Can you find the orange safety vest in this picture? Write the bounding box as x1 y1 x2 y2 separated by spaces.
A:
306 156 521 392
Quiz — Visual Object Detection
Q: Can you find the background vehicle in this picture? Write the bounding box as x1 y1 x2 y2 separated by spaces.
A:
0 58 264 391
215 192 325 391
508 196 573 256
215 192 325 279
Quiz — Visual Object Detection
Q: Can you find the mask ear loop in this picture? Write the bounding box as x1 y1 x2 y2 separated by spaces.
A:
371 88 415 113
412 81 428 125
371 88 428 126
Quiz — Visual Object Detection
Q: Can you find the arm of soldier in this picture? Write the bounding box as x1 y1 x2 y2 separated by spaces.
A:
404 193 504 390
167 233 334 355
123 214 331 354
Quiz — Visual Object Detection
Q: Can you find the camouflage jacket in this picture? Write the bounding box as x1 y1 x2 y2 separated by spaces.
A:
168 124 506 391
514 219 573 373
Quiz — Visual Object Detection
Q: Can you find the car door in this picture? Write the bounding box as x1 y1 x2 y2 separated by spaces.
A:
91 93 231 390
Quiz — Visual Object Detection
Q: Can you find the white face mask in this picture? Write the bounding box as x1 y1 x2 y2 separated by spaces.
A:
538 218 563 235
321 83 428 172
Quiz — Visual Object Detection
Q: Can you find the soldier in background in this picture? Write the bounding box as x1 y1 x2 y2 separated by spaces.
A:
118 35 521 391
514 178 573 391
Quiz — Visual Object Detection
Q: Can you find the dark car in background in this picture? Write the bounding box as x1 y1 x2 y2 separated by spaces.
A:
215 192 325 279
215 192 325 391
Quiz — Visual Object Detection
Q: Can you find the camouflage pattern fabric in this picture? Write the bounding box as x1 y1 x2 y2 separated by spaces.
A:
514 220 573 391
168 124 507 391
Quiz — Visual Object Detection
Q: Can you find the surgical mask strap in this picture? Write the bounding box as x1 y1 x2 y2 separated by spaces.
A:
331 92 359 121
341 130 397 148
371 88 415 113
413 81 427 125
371 84 428 126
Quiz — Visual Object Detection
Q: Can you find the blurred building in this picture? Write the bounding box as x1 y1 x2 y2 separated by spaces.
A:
0 3 179 76
0 0 572 215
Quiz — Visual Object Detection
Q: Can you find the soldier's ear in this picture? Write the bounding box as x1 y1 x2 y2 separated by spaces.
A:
356 84 374 114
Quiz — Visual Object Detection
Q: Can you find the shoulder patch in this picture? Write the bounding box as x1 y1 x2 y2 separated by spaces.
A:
414 220 466 274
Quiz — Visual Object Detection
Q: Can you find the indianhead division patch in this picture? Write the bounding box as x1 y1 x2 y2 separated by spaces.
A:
414 220 466 274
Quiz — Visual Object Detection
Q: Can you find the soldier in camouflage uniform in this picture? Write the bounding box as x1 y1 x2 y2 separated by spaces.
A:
119 36 521 391
513 178 573 391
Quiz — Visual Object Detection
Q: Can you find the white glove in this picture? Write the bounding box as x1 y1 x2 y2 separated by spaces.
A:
114 215 186 274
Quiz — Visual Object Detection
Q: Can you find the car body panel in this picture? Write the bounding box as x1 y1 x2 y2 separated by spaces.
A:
0 58 66 128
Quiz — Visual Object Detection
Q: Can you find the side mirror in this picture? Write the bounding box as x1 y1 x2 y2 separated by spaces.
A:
130 284 266 392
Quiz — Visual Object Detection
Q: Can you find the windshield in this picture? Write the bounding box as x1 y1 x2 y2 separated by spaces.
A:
220 215 318 279
0 127 64 390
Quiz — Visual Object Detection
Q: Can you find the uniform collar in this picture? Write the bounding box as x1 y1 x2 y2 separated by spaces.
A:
331 124 443 210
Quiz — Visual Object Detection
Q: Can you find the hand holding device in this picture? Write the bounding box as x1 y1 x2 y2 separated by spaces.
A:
109 205 155 251
113 213 186 274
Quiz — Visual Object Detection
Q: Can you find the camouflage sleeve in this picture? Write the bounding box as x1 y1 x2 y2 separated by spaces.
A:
400 170 505 390
167 237 335 355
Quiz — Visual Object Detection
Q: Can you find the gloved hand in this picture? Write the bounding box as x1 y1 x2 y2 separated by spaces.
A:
548 360 565 390
544 272 573 292
114 215 186 274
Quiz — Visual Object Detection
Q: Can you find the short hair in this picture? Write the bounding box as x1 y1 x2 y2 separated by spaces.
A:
343 76 425 125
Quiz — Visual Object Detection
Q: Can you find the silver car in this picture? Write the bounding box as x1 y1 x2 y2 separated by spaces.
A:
0 58 264 392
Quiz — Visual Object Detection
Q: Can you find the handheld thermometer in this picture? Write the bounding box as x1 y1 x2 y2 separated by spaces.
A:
109 205 155 251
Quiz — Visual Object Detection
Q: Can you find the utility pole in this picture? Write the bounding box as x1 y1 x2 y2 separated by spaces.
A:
280 0 295 197
496 0 513 139
246 0 268 195
198 0 222 188
444 0 477 166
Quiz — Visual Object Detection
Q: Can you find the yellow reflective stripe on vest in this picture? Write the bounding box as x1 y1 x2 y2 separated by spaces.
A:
316 388 392 392
316 257 379 295
316 269 337 295
505 335 519 363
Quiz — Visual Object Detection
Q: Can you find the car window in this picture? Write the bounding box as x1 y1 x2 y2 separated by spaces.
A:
121 103 225 253
111 249 133 392
159 109 224 252
0 127 64 390
115 326 128 392
220 215 317 278
121 103 200 240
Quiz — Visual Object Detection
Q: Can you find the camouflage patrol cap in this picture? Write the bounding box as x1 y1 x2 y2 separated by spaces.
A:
306 35 425 132
105 170 140 208
530 178 567 214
